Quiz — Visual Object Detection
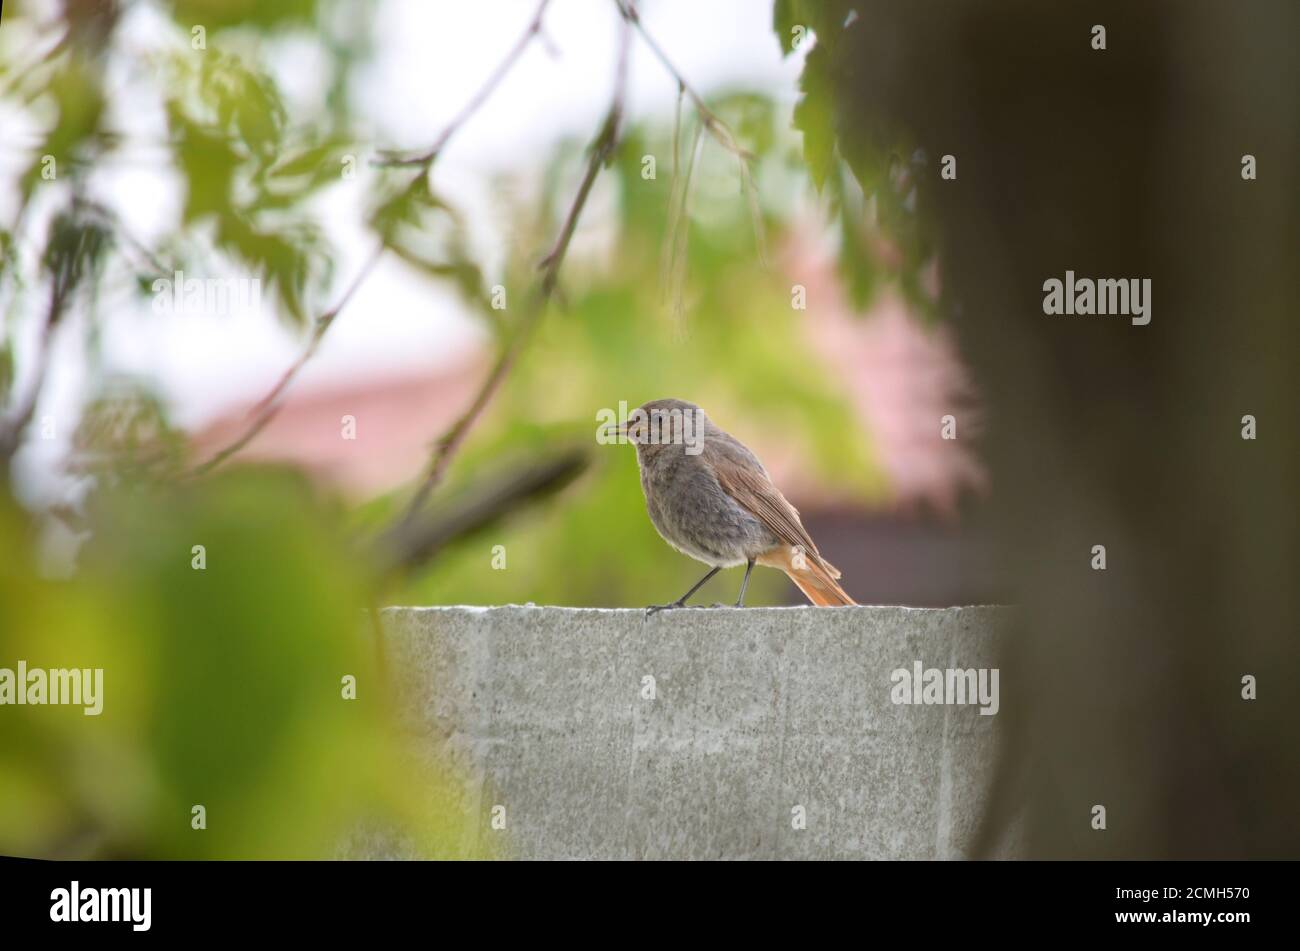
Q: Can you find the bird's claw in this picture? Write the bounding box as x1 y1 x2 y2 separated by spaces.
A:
645 601 686 616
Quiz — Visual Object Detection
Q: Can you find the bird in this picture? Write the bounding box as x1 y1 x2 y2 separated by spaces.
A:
610 398 856 612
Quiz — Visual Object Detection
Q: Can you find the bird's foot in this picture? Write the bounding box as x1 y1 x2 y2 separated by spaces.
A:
645 600 687 617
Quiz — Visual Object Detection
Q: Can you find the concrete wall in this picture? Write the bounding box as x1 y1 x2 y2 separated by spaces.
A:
377 604 1016 860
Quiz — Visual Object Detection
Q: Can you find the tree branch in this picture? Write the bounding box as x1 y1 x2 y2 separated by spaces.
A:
615 0 765 266
195 3 561 476
187 242 384 477
394 16 633 529
613 0 752 160
377 445 590 578
373 0 555 168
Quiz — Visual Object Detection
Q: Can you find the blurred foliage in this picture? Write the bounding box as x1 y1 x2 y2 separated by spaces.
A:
161 48 341 323
0 0 899 858
369 174 487 312
775 0 939 316
0 0 486 861
0 0 367 341
0 473 489 859
71 381 187 482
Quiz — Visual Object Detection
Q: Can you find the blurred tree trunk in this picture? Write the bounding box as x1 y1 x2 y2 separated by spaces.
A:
823 0 1299 856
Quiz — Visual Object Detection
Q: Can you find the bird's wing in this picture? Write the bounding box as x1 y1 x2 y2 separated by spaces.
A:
707 439 822 559
707 435 848 593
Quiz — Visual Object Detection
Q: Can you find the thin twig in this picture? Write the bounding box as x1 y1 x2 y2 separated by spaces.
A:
189 3 556 475
373 0 554 168
738 153 769 266
78 198 175 278
613 0 752 160
615 0 767 264
662 118 704 327
659 82 686 297
0 281 66 464
396 16 633 528
187 242 384 477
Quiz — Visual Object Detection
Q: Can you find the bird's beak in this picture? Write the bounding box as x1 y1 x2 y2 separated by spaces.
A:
602 421 628 440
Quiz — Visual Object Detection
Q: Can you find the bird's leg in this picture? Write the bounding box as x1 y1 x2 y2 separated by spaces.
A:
646 566 721 615
735 557 755 608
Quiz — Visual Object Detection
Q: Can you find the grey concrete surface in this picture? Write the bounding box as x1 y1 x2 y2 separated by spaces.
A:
373 604 1017 860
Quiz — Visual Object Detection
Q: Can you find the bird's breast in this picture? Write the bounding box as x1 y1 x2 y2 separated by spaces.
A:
639 452 777 567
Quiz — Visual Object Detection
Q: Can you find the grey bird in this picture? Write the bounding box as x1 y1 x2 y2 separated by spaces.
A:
611 398 856 611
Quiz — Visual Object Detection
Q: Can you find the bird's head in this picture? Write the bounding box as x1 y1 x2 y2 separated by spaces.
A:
610 398 709 460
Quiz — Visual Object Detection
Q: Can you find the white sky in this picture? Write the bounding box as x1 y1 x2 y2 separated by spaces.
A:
3 0 808 504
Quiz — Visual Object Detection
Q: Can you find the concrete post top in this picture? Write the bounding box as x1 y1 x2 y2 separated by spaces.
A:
369 603 1016 859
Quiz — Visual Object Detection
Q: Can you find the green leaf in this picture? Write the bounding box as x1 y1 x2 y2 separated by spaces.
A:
793 43 837 192
170 106 239 224
195 52 286 156
772 0 805 57
42 213 113 300
214 216 326 325
369 177 486 308
19 60 106 198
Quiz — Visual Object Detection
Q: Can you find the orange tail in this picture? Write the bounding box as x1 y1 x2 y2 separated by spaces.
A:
759 547 857 607
786 567 857 606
